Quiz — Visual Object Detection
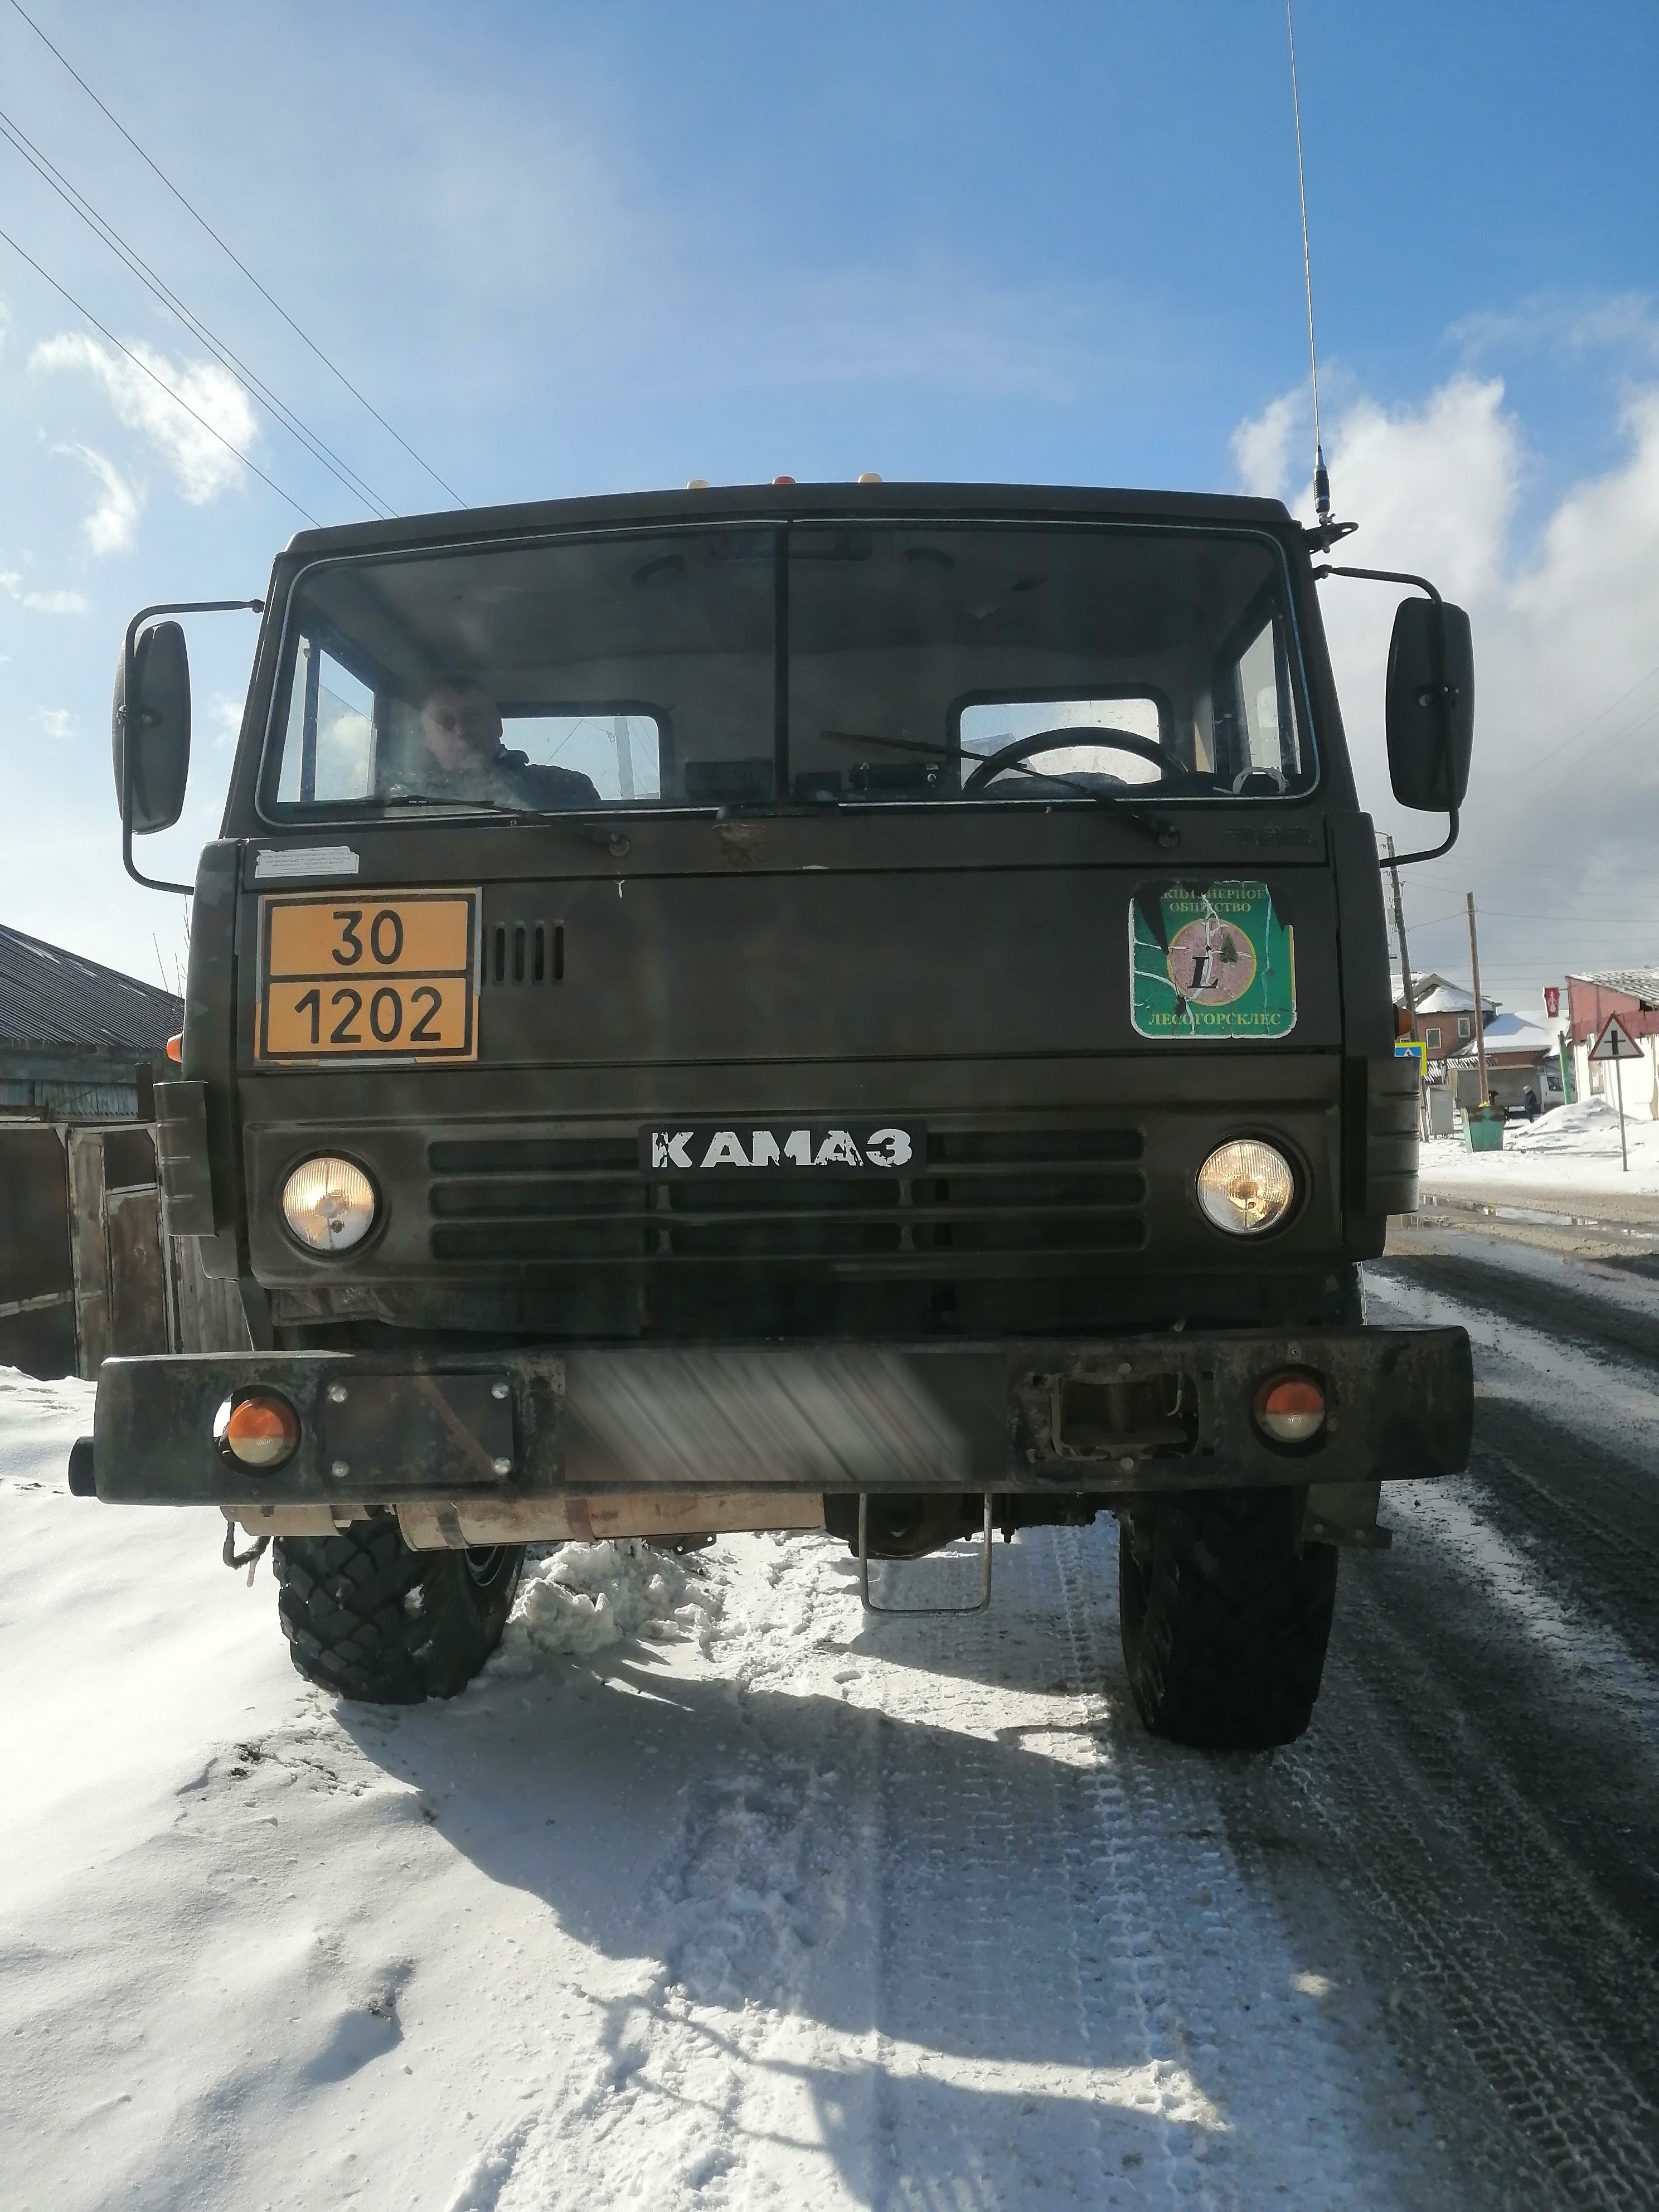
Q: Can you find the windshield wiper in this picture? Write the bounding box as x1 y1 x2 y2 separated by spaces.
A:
817 730 1181 849
380 792 632 853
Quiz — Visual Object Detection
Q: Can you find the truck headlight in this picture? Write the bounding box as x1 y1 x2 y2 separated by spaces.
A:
282 1156 377 1252
1196 1140 1294 1235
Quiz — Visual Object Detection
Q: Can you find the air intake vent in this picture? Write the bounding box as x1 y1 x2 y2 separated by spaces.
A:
488 921 564 987
426 1121 1146 1274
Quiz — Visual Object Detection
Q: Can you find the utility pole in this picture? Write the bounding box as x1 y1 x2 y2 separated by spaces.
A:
1386 836 1426 1138
1466 892 1490 1108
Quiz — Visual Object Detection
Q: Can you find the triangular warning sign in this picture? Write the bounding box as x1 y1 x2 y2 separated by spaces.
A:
1590 1013 1645 1061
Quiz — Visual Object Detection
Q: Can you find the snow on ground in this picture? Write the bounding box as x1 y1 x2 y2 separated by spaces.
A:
503 1542 723 1662
0 1364 1472 2211
1419 1097 1659 1202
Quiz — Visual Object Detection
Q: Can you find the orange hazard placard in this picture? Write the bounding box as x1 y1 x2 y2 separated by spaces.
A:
257 890 479 1062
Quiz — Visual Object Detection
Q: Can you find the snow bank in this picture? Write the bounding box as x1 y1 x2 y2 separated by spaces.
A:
501 1538 725 1662
1505 1097 1648 1158
0 1365 93 1492
1418 1096 1659 1201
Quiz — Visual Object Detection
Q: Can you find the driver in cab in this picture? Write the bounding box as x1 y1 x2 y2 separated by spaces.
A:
399 677 602 810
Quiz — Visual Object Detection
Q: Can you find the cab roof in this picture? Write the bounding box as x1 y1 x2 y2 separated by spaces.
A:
284 481 1296 560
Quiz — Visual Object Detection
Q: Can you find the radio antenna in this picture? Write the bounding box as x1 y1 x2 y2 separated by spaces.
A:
1286 1 1343 545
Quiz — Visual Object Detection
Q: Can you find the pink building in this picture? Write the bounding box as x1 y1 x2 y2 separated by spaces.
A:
1567 969 1659 1115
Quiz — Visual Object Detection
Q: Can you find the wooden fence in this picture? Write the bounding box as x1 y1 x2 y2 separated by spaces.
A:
0 1120 248 1379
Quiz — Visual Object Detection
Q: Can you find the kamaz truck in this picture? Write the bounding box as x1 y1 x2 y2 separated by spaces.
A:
72 481 1476 1749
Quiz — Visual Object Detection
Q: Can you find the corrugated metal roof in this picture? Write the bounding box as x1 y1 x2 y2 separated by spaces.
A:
0 924 181 1051
1569 968 1659 1005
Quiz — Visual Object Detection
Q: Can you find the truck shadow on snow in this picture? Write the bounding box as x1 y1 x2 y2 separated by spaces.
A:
319 1529 1351 2199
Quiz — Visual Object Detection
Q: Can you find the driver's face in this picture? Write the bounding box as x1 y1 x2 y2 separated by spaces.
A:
421 685 502 772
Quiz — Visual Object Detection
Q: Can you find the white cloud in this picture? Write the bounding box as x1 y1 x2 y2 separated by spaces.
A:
31 333 256 504
0 571 89 615
1231 391 1301 501
56 444 143 555
1230 373 1659 992
37 707 74 741
210 693 245 748
1449 291 1659 366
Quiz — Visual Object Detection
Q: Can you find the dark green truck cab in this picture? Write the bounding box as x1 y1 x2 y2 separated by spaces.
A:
78 480 1474 1744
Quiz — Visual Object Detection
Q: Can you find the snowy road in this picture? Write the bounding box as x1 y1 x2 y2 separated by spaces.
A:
3 1231 1657 2212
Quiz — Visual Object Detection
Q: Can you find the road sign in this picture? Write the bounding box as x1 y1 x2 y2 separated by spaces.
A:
1394 1040 1428 1076
1590 1013 1643 1174
1544 986 1560 1019
1590 1013 1643 1062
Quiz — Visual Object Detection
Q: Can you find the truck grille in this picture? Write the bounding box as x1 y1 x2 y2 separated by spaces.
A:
427 1124 1146 1274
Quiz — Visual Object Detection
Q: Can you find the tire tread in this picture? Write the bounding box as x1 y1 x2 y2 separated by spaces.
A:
1118 1488 1337 1750
273 1520 520 1704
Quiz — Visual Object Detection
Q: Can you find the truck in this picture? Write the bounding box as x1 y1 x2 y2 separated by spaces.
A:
72 479 1476 1751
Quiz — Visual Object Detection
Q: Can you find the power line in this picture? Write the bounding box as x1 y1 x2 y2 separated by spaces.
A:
1409 870 1659 915
1474 668 1659 824
1505 658 1659 780
0 103 395 519
0 221 319 525
5 0 467 508
1411 886 1656 916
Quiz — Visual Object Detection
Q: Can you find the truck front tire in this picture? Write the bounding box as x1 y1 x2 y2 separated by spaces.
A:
273 1517 525 1704
1116 1488 1337 1750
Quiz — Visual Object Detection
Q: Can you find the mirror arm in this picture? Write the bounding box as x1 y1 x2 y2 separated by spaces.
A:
119 598 263 895
1387 803 1459 867
1311 562 1440 602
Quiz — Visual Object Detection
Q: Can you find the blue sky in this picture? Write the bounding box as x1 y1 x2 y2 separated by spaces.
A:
2 0 1657 1007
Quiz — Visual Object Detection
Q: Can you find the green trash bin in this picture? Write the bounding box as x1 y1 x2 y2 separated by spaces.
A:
1463 1104 1506 1152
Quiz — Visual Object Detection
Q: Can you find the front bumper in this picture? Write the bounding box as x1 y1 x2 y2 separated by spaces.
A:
83 1326 1472 1507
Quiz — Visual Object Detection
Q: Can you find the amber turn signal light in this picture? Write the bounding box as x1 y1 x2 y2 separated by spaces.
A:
165 1032 183 1063
1254 1374 1326 1445
216 1393 300 1469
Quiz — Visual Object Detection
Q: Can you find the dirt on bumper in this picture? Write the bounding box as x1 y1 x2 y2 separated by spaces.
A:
82 1327 1473 1508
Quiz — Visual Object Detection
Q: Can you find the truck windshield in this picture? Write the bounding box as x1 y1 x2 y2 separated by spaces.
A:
263 521 1313 817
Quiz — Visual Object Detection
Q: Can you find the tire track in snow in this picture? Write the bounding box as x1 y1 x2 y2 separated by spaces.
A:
819 1529 1437 2210
458 1526 1449 2210
863 1550 1122 2211
1047 1525 1433 2212
1246 1255 1659 2210
1270 1599 1659 2212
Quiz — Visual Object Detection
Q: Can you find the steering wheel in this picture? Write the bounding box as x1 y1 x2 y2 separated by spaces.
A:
961 724 1189 795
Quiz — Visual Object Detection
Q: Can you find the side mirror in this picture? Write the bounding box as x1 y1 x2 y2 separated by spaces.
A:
1385 596 1473 812
112 619 192 834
